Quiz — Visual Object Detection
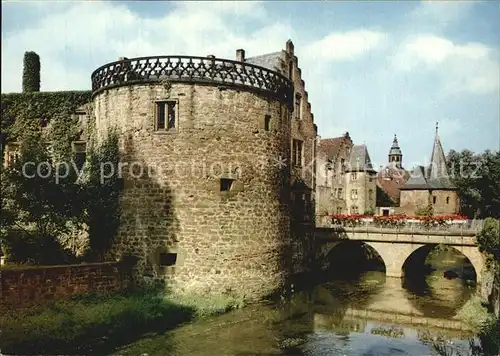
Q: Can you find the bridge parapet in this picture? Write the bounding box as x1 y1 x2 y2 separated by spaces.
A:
315 227 477 246
316 216 483 236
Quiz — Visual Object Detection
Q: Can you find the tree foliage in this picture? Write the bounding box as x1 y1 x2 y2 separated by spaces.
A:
447 149 500 219
22 51 41 93
0 133 84 264
476 218 500 268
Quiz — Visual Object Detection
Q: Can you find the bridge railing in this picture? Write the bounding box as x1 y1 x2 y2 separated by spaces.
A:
317 216 484 235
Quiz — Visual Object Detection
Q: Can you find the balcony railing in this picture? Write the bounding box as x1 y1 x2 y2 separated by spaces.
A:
91 55 293 107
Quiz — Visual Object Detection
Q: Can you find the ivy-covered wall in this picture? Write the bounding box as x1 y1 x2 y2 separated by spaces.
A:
1 91 92 137
1 91 92 158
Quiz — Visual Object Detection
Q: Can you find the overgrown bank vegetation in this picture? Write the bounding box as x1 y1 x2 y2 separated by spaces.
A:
0 287 245 355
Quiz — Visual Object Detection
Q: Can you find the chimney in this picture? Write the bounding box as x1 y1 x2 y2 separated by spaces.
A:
236 49 245 62
286 40 294 55
207 55 215 59
118 57 128 61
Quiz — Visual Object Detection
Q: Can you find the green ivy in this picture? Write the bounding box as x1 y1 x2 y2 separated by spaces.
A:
22 52 41 93
1 91 91 137
0 90 122 264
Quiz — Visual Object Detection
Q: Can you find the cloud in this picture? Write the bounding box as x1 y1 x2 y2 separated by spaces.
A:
305 30 387 62
410 1 475 31
391 34 499 95
1 1 291 93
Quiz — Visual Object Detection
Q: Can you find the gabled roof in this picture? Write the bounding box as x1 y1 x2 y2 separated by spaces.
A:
401 165 428 190
318 137 347 158
346 144 376 173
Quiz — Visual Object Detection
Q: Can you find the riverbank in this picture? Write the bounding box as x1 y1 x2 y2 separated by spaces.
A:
0 288 245 355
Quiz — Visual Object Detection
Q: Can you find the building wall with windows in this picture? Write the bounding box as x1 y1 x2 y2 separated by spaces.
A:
316 139 376 216
315 133 353 216
344 171 377 214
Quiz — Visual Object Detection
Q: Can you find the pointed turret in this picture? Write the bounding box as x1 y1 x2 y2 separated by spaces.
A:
427 122 455 189
388 134 403 168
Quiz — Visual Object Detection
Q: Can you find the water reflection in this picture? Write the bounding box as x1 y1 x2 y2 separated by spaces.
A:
111 244 488 355
114 268 479 356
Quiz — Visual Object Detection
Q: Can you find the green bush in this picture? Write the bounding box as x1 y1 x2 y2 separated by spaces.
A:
22 51 40 93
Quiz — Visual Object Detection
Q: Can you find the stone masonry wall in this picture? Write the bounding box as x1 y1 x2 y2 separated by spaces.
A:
400 189 460 216
0 262 128 309
400 190 429 216
93 83 291 300
432 190 460 215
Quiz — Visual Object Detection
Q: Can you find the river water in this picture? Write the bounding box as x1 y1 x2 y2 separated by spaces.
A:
114 249 484 356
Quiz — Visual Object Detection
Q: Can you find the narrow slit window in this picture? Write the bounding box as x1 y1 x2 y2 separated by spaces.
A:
159 253 177 267
264 114 271 131
220 178 234 192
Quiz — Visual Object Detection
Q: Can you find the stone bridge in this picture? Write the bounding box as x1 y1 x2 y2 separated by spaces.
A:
315 223 485 284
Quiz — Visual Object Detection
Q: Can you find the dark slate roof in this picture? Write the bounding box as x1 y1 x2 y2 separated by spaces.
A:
401 165 428 190
428 130 455 189
345 145 376 173
245 51 284 74
401 126 456 191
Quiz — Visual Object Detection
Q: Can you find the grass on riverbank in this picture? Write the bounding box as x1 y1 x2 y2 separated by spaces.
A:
0 289 245 355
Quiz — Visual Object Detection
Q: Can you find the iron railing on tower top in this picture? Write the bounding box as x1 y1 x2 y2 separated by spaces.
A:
91 55 294 107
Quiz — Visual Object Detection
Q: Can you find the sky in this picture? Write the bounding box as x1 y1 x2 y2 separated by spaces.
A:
2 1 499 170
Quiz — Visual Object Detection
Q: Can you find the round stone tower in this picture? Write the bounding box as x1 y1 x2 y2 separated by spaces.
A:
91 53 294 299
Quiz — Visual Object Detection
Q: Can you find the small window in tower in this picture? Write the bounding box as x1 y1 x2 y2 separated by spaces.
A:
433 196 437 204
292 139 303 167
159 252 177 267
337 207 342 214
446 196 450 204
264 114 271 131
155 101 177 131
72 141 87 171
294 93 302 120
220 178 234 192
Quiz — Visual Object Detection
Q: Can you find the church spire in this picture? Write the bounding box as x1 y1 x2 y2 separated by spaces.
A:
388 134 402 168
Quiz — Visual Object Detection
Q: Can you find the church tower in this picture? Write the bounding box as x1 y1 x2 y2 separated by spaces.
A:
388 134 403 168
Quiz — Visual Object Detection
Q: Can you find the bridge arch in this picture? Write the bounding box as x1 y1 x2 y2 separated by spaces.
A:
402 244 484 283
321 240 386 276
